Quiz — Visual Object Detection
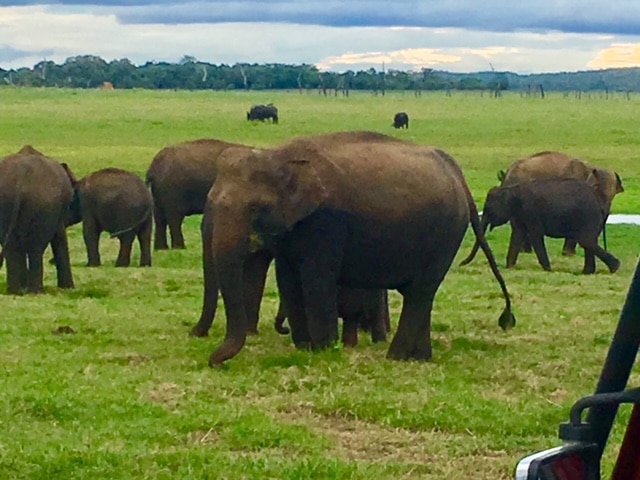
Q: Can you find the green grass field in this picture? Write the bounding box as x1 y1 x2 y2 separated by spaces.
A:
0 87 639 479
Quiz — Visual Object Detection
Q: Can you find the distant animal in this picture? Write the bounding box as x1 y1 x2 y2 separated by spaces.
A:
496 151 623 256
0 145 75 294
274 288 391 347
246 104 278 123
145 138 252 250
393 112 409 129
461 178 620 274
67 168 153 267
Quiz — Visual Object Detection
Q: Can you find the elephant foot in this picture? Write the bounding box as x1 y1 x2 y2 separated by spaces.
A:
87 261 101 267
606 258 621 274
247 328 259 336
562 249 576 257
154 245 169 251
189 325 209 337
386 341 432 361
115 259 131 267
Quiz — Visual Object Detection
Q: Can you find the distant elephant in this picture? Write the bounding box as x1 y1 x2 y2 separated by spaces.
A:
274 288 391 346
462 178 620 274
203 131 514 365
67 168 153 267
146 138 251 250
0 145 75 294
393 112 409 129
496 151 623 255
246 104 278 123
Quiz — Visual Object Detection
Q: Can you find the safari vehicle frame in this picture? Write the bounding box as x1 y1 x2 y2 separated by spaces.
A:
515 259 640 480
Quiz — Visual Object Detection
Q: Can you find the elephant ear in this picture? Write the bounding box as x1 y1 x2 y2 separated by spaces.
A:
275 158 327 230
614 172 624 193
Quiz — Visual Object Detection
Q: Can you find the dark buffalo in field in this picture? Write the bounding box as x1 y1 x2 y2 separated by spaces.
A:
393 112 409 129
246 104 278 123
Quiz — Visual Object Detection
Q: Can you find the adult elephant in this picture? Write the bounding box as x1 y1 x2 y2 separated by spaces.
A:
67 168 153 267
468 178 620 274
205 131 515 365
462 151 623 264
0 145 75 294
274 288 390 347
146 138 251 250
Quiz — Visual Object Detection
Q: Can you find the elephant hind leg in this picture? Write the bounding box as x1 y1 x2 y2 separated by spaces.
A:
578 237 620 274
137 217 152 267
26 249 45 294
167 213 186 249
562 239 578 256
5 249 28 294
50 227 74 289
153 204 169 250
387 288 433 361
115 233 135 267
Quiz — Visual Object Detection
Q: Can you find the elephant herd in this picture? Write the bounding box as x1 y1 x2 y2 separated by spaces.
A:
0 132 624 366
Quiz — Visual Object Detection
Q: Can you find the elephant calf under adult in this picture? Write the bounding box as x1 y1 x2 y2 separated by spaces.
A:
68 167 153 267
146 138 252 250
274 288 390 347
205 131 514 365
0 145 75 294
463 178 620 274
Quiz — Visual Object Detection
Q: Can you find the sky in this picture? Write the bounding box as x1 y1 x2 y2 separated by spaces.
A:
2 1 640 74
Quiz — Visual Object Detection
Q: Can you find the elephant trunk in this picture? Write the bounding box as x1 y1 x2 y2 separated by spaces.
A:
208 216 251 366
274 298 290 334
459 212 490 266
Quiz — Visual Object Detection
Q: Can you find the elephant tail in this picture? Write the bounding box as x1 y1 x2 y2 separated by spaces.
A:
0 182 24 266
467 196 516 331
109 203 153 239
459 213 489 266
434 148 515 331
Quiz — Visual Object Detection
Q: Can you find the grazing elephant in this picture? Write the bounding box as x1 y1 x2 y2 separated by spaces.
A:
67 168 153 267
393 112 409 129
146 138 251 250
463 178 620 274
246 104 278 123
497 151 623 255
274 288 391 346
0 145 75 294
204 131 514 365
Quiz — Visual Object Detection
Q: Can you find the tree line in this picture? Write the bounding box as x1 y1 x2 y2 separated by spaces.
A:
2 54 640 92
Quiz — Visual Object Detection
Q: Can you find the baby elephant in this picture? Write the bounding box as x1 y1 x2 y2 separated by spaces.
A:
275 288 390 347
68 168 153 267
477 178 620 274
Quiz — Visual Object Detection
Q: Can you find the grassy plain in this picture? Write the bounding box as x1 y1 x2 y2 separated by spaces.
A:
0 87 639 479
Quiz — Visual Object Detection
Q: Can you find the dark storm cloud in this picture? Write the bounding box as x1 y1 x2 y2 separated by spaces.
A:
2 1 640 36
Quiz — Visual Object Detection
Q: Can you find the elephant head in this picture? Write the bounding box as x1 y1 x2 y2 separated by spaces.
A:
459 185 517 266
207 145 327 365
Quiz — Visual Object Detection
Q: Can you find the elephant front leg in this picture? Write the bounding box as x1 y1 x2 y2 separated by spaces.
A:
83 219 102 266
506 223 525 268
530 232 551 271
5 249 28 294
115 233 135 267
50 228 74 289
341 317 359 347
562 239 577 256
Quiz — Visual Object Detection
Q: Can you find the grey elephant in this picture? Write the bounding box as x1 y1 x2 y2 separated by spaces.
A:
146 138 251 250
67 167 153 267
202 131 514 366
274 288 390 346
462 178 620 274
497 151 623 255
0 145 75 294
